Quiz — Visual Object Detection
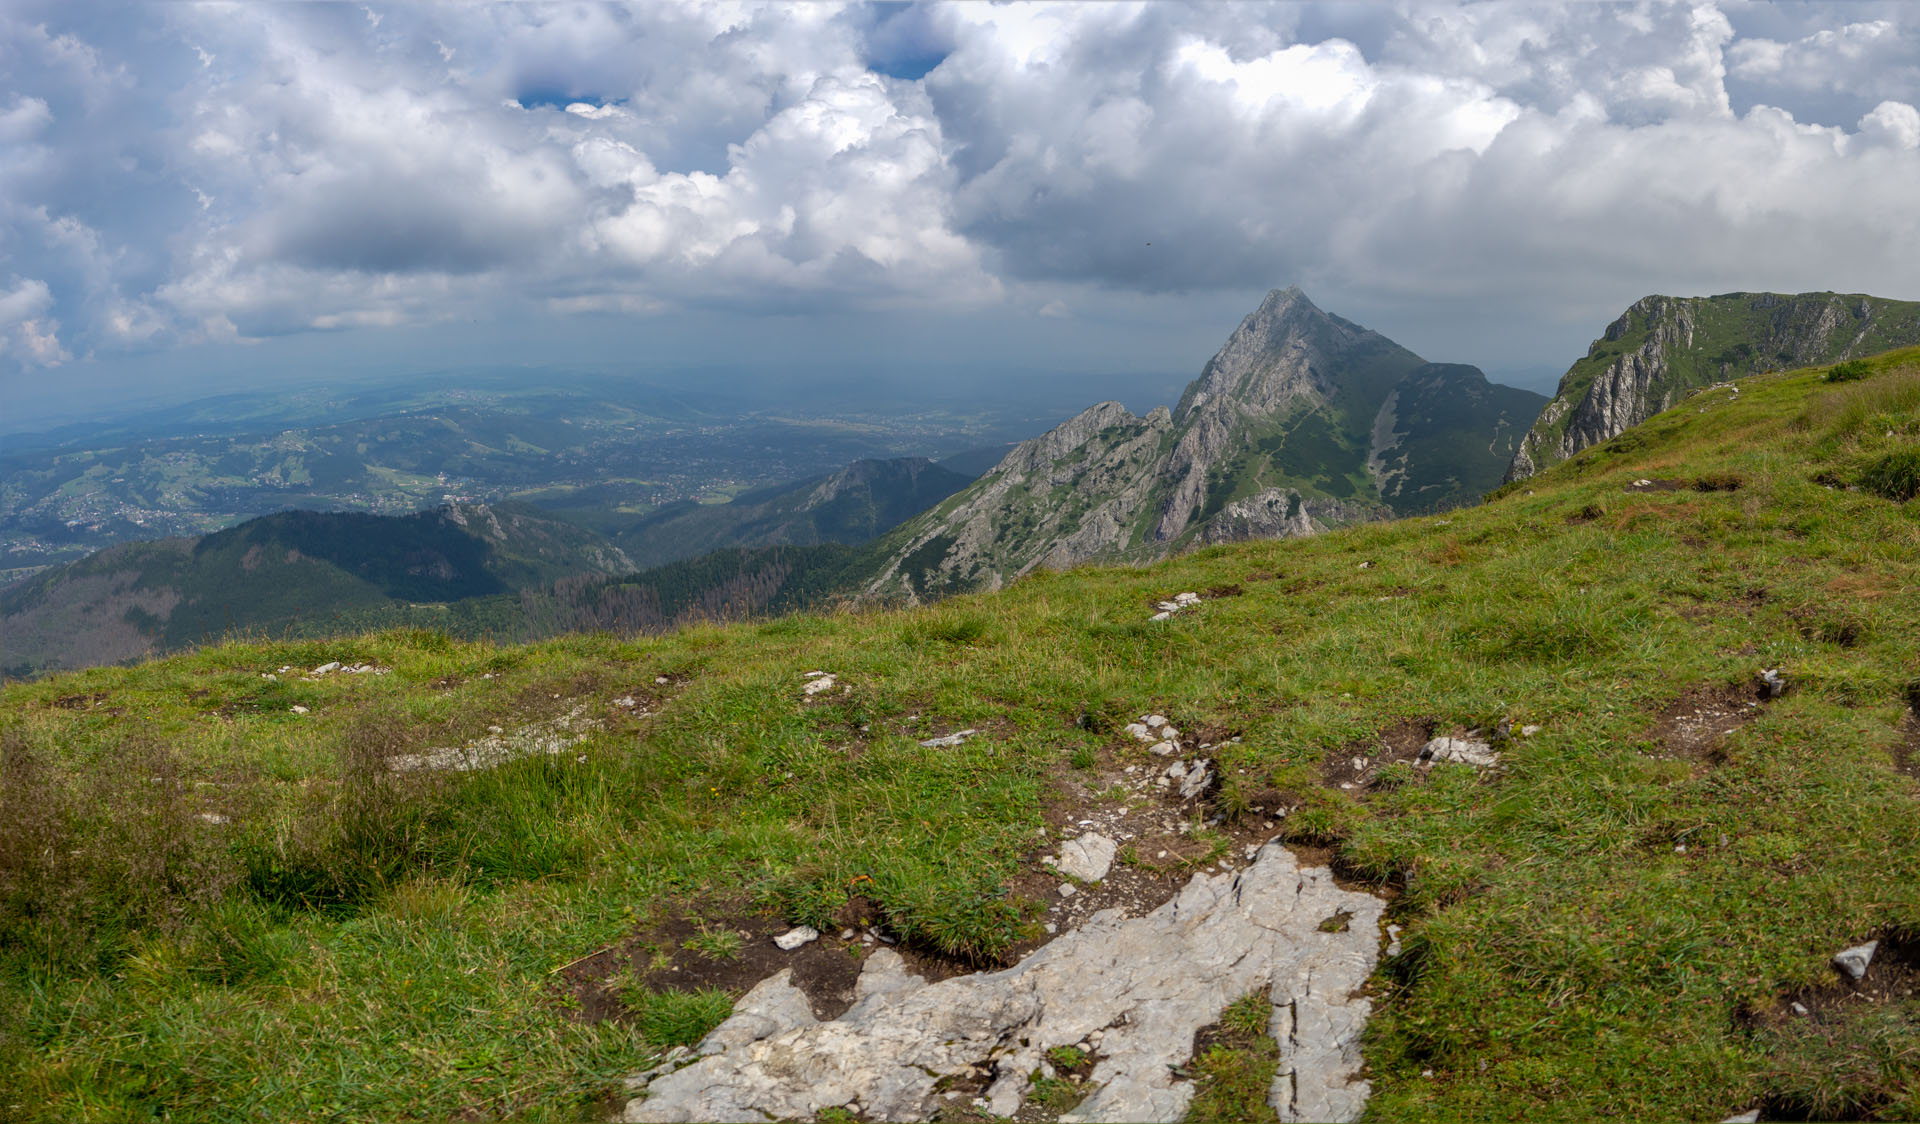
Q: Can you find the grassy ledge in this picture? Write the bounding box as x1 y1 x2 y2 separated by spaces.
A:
3 348 1920 1121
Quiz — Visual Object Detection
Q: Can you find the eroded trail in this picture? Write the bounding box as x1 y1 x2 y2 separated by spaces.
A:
621 844 1386 1124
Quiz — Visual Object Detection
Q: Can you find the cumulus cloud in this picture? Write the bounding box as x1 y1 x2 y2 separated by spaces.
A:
1 0 1919 381
0 278 70 366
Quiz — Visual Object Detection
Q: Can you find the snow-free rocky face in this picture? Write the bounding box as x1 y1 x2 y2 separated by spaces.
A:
860 288 1544 600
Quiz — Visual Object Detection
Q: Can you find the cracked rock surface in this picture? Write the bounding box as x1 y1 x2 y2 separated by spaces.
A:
621 843 1385 1123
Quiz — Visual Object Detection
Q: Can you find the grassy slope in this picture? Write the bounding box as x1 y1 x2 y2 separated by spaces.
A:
3 349 1919 1121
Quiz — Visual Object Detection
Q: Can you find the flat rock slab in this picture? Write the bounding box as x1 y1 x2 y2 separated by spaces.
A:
622 844 1385 1124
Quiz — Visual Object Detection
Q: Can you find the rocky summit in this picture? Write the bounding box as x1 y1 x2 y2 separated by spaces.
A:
1506 290 1920 480
860 288 1543 600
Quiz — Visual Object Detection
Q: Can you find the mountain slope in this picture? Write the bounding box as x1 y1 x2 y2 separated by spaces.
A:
1507 289 1920 479
610 457 971 570
6 346 1919 1122
859 288 1543 598
0 502 631 676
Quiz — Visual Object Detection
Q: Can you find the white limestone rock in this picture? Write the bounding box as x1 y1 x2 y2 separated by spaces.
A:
1051 833 1118 883
621 845 1385 1124
1834 940 1879 980
1418 736 1499 769
774 926 820 952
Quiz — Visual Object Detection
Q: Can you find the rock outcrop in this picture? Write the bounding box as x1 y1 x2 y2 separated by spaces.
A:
622 843 1386 1124
1507 291 1920 481
861 288 1543 600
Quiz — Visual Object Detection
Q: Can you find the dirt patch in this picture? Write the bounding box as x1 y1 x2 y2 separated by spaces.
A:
1205 583 1245 599
1693 472 1744 492
1740 933 1920 1120
1320 718 1439 793
1895 711 1920 780
1650 683 1767 766
1745 935 1920 1033
560 897 971 1026
1565 503 1606 524
51 692 110 710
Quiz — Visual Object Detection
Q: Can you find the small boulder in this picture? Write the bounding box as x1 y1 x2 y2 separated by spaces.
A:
311 662 341 675
1761 668 1787 699
1150 611 1173 622
1418 737 1499 769
1148 740 1178 756
774 926 820 951
1179 759 1213 799
1052 833 1117 882
1834 940 1879 980
802 674 838 696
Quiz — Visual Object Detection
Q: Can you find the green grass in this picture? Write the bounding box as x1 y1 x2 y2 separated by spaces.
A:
3 348 1920 1120
1184 992 1281 1124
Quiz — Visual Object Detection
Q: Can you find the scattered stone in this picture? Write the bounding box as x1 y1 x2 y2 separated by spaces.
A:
1150 611 1174 622
620 845 1385 1124
389 705 601 772
1760 668 1787 699
656 676 671 684
1173 592 1200 606
1149 740 1178 756
1834 940 1879 980
774 926 820 952
290 705 309 715
1166 760 1187 779
1634 478 1653 487
1145 714 1168 728
1058 883 1077 898
1051 833 1118 882
919 729 978 748
802 674 839 696
197 812 230 825
613 696 638 708
1520 724 1541 737
1385 924 1403 958
1417 736 1500 769
1357 561 1373 570
1161 726 1180 742
1124 723 1154 741
312 661 341 675
1790 1001 1810 1016
1721 1112 1760 1124
841 929 856 940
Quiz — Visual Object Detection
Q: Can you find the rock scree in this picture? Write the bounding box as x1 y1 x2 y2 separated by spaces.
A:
620 843 1386 1123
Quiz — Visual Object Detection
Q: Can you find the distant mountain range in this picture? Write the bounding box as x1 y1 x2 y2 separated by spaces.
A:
0 502 632 677
853 287 1545 599
612 457 973 570
13 284 1917 678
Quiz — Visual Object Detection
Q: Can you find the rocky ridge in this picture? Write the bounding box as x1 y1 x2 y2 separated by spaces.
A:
1506 290 1920 480
861 289 1541 600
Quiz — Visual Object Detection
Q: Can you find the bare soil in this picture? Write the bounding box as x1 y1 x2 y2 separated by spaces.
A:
560 895 973 1025
1650 683 1768 768
1895 711 1920 781
1321 717 1439 793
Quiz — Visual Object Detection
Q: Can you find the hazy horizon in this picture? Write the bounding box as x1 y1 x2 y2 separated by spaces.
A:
5 1 1919 428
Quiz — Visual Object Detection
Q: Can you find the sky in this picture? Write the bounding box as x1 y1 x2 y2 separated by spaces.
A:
3 0 1919 430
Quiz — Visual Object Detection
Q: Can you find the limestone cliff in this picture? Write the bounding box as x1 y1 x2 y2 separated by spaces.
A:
1507 291 1920 480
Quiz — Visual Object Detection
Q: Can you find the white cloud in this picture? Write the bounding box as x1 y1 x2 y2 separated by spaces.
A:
0 278 70 366
2 0 1920 380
